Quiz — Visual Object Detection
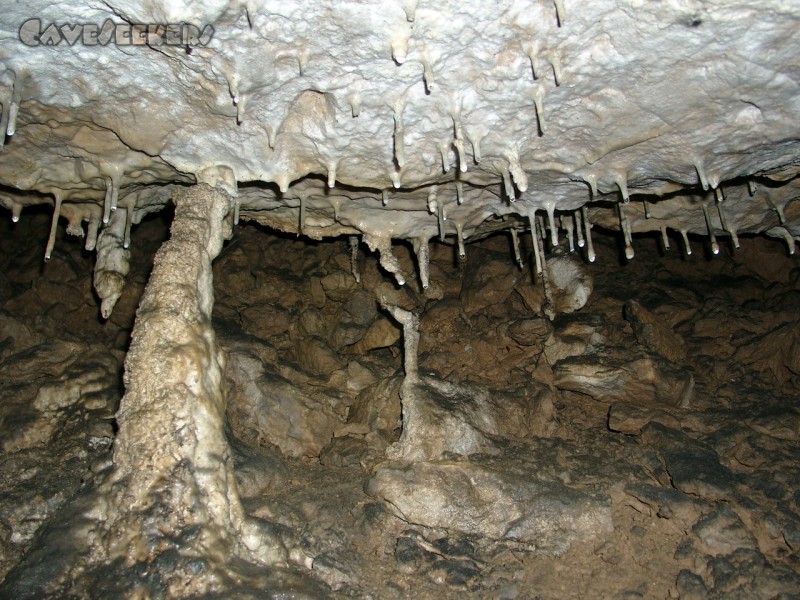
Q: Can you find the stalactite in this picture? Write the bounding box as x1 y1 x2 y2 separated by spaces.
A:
123 199 134 250
574 209 585 248
618 202 634 260
44 192 62 262
413 237 430 289
349 235 361 283
717 203 739 249
528 210 543 275
679 229 692 256
701 203 719 255
582 205 596 263
455 222 466 259
511 227 523 268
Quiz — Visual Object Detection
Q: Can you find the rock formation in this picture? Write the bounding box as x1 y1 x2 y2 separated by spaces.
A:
0 0 799 597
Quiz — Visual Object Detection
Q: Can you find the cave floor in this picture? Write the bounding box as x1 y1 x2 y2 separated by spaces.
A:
1 210 799 599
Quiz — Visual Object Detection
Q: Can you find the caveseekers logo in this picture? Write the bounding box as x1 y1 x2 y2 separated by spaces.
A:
19 19 214 47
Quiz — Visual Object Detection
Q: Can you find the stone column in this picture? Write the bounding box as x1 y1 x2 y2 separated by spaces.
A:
99 184 284 590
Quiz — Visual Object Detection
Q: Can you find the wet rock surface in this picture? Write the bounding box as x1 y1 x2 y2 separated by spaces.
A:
1 212 800 597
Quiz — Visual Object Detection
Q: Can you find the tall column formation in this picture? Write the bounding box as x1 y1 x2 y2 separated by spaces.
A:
99 183 284 592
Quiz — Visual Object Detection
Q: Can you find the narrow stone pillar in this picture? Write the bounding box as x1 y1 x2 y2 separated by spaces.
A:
100 184 284 587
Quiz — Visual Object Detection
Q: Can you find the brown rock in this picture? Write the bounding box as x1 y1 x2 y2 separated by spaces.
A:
624 300 686 362
507 318 553 346
554 351 694 408
349 318 401 354
295 336 343 376
608 402 681 435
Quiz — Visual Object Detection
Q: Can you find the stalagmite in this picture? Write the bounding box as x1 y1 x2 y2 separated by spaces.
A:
349 235 361 283
582 205 596 262
93 207 130 319
511 227 523 268
618 202 634 260
413 237 430 288
748 179 757 196
679 229 692 256
95 184 284 590
455 222 466 259
717 203 740 249
660 227 671 251
701 203 720 255
574 209 585 248
123 200 134 250
528 210 543 275
44 192 62 262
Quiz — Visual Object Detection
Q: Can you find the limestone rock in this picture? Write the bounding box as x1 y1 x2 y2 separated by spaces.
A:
369 459 613 555
608 402 681 435
547 252 594 314
640 423 736 501
554 351 694 408
227 344 343 458
624 300 687 362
